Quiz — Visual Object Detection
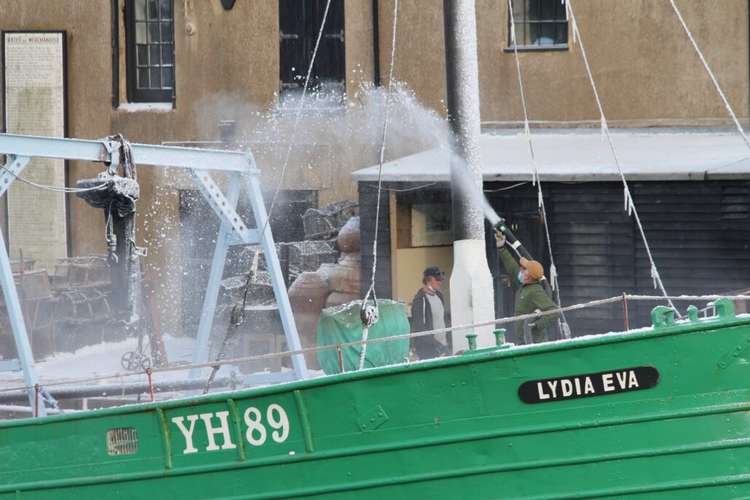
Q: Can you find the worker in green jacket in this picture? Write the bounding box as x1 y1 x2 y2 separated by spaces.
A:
495 230 559 344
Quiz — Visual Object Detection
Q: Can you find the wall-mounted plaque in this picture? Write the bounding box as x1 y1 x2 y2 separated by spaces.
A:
411 203 452 247
2 31 68 268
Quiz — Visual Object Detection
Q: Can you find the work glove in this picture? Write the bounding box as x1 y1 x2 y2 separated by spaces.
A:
495 229 506 248
529 309 542 328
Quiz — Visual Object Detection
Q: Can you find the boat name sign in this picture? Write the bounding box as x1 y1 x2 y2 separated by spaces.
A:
171 403 290 454
518 366 659 404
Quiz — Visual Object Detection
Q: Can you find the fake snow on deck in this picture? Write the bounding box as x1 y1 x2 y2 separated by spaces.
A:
0 336 227 387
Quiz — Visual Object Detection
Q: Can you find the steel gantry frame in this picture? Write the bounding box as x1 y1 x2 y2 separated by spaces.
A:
0 133 308 416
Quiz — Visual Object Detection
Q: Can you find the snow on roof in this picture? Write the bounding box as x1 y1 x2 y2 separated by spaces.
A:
351 128 750 182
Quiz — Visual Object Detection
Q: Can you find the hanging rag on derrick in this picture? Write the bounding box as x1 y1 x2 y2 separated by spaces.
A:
75 134 143 325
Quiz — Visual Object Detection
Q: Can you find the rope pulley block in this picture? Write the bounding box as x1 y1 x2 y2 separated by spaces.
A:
357 288 380 371
359 291 379 329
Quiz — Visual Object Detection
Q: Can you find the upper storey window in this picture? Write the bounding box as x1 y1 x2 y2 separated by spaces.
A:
508 0 568 50
279 0 345 103
126 0 176 103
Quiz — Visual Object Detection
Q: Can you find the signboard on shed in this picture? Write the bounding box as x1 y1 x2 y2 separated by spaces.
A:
2 31 68 268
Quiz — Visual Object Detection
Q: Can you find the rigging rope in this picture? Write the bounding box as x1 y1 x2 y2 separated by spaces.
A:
508 0 570 337
366 0 400 300
204 1 333 384
222 0 333 368
260 0 334 240
565 0 679 315
0 162 108 194
359 0 400 370
668 0 750 151
203 249 259 394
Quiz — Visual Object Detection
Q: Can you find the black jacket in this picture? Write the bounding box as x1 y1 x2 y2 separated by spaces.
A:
410 288 449 333
410 287 451 359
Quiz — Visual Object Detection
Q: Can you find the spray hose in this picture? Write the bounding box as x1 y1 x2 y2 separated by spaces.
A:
494 219 533 261
494 220 553 294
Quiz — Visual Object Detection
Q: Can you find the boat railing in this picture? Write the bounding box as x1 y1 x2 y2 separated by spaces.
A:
1 293 750 415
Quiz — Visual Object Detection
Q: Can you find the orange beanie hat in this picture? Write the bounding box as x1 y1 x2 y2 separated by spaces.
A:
519 257 544 281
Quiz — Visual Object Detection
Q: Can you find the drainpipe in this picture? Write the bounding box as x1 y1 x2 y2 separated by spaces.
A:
111 0 119 108
443 0 495 352
372 0 381 86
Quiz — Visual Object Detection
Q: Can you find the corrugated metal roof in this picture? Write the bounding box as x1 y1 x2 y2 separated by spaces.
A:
352 128 750 182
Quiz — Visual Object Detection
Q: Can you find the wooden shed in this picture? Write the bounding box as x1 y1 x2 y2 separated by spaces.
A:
354 128 750 341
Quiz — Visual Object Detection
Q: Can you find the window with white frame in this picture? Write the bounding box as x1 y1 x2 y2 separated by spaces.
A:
125 0 175 103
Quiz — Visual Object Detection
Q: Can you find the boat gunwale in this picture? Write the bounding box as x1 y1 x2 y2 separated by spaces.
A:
1 311 748 429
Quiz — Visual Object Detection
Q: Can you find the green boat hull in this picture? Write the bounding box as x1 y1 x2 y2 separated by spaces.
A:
3 304 750 498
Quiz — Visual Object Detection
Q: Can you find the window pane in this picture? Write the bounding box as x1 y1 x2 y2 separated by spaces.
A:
161 45 174 65
150 67 161 88
160 0 173 19
556 22 568 44
148 0 159 20
280 0 344 89
161 22 173 43
136 22 147 44
129 0 174 100
149 22 161 43
149 45 161 66
515 0 527 21
539 22 556 44
135 0 147 21
528 0 566 21
162 67 174 89
554 0 566 19
528 22 543 45
137 44 149 66
540 0 555 20
138 68 149 89
509 0 567 47
526 0 541 21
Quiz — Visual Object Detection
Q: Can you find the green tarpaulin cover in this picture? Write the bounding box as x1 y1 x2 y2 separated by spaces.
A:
317 299 410 374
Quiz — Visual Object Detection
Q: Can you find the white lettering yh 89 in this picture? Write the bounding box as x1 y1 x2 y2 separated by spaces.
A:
171 403 290 455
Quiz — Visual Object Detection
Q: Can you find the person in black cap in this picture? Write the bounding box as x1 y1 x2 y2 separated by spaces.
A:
410 266 451 359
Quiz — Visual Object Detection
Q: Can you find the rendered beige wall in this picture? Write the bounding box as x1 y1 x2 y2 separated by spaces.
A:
0 0 377 335
378 0 749 125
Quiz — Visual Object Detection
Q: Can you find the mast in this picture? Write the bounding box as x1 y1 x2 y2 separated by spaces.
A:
443 0 496 351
